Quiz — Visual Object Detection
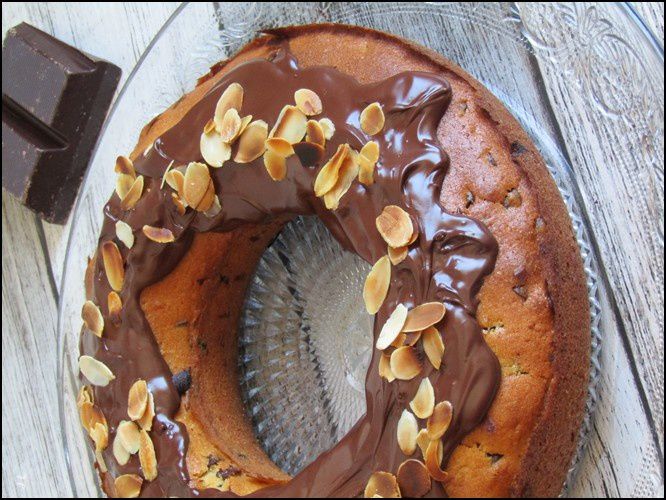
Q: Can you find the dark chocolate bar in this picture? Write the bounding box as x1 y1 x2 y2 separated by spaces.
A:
2 23 120 224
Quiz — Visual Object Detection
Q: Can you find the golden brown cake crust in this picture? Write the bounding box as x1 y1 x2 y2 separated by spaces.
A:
123 23 590 497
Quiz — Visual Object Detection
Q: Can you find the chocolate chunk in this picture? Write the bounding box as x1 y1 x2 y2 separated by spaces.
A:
172 369 191 395
216 466 241 479
2 23 120 224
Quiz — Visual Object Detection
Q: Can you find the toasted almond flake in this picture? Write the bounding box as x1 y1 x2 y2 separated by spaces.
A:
358 141 380 186
390 346 422 380
137 390 155 431
81 300 104 337
416 429 431 458
115 156 136 178
200 130 232 167
422 326 445 369
361 102 385 135
218 108 243 143
116 174 134 200
78 401 95 432
269 105 307 144
139 430 158 481
235 120 268 163
424 439 448 482
171 193 187 215
142 225 175 243
427 401 453 440
197 175 216 212
397 409 418 455
364 471 401 498
391 332 407 348
117 420 141 454
378 353 395 382
404 331 422 346
408 228 419 245
306 119 325 146
120 175 144 210
96 448 108 473
265 137 294 157
319 118 335 140
294 88 323 116
204 195 222 218
314 144 349 196
115 474 143 498
183 162 211 208
165 169 185 194
410 378 435 419
113 431 131 465
403 302 446 332
77 385 94 407
363 255 391 314
115 220 134 249
376 303 408 350
323 151 359 210
388 245 408 265
79 355 115 386
203 118 216 135
85 404 107 432
238 114 253 135
376 205 413 248
108 291 122 323
294 141 325 167
90 421 109 450
102 241 124 291
128 380 148 421
214 83 244 131
360 140 380 163
264 150 287 181
397 459 431 498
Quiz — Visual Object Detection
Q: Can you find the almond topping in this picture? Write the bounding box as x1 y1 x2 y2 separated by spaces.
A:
81 300 104 337
90 421 109 450
238 115 253 135
214 83 244 131
360 140 380 163
128 379 148 421
378 353 395 382
318 118 335 140
116 174 134 200
113 432 130 465
294 88 323 116
142 225 175 243
108 291 122 323
305 119 326 146
200 130 231 167
323 150 359 210
403 302 446 332
120 175 144 210
360 102 385 135
77 385 94 407
203 195 222 218
358 141 380 185
422 327 445 370
264 150 287 181
427 401 453 440
183 162 211 208
218 108 243 143
376 205 413 248
115 220 134 249
424 439 448 482
397 409 418 455
203 118 216 135
235 120 268 163
171 193 187 215
404 331 422 346
388 245 408 265
416 429 431 458
314 144 349 196
364 471 401 498
376 303 408 350
363 255 391 314
390 346 422 380
165 169 185 194
410 378 435 419
117 420 141 454
102 241 124 291
269 105 307 144
397 459 431 498
115 156 136 178
115 474 143 498
197 178 216 212
137 390 155 431
408 227 419 245
77 357 111 387
79 401 99 432
138 430 158 481
265 137 294 157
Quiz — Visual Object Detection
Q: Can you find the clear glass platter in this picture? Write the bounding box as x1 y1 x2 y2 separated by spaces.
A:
57 2 663 497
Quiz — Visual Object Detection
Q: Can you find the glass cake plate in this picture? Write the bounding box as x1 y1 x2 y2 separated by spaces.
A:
57 3 664 497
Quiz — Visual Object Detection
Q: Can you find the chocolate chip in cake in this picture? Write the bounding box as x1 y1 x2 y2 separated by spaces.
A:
217 466 241 479
172 369 192 395
512 285 528 300
486 152 497 167
510 141 527 157
486 452 504 464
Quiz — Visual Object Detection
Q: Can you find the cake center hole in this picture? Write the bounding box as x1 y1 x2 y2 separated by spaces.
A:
238 216 373 476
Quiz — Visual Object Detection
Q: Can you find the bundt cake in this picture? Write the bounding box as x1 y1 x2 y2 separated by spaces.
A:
77 24 590 498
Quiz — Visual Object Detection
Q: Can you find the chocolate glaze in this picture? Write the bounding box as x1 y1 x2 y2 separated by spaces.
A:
80 45 500 497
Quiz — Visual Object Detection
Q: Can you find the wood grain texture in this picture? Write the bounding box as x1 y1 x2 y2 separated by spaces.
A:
1 2 663 498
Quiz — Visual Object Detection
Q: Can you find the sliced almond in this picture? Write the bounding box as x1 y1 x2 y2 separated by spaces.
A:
115 220 134 249
77 385 94 407
314 144 349 196
235 120 268 163
200 130 231 167
397 459 431 498
323 151 359 210
120 175 144 210
390 346 422 381
115 474 143 498
408 227 419 245
165 169 185 194
388 245 408 265
197 177 216 212
81 300 104 337
96 449 108 473
102 241 124 291
183 162 211 208
265 137 294 157
376 303 408 350
113 432 131 465
305 119 325 146
142 225 175 243
115 156 136 178
427 401 453 440
137 390 155 431
203 118 216 135
79 356 115 386
238 115 253 135
108 291 122 324
360 102 385 136
214 83 243 131
358 141 380 186
217 108 242 143
264 150 287 181
363 255 391 314
361 140 380 162
376 205 413 248
416 429 431 458
404 331 422 346
128 379 148 421
294 88 323 116
171 193 187 215
79 401 97 432
116 174 134 200
138 430 158 481
422 327 445 370
397 409 418 455
318 118 335 140
403 303 446 332
90 421 109 450
410 378 435 419
378 353 395 382
117 420 141 454
269 105 307 144
204 195 222 218
364 471 401 498
424 439 448 482
391 332 407 348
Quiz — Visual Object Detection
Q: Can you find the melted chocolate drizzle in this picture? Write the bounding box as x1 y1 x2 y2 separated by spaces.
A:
80 47 500 497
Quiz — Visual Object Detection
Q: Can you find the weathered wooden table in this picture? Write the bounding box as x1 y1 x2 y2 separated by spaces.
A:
2 3 663 497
